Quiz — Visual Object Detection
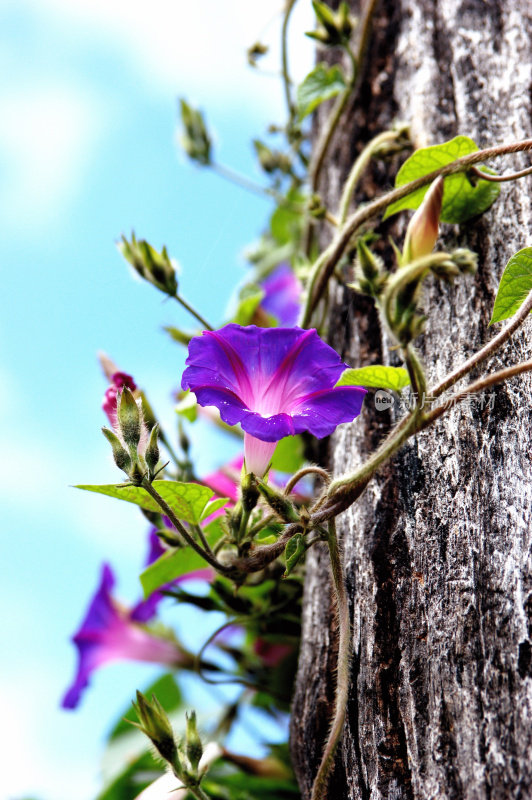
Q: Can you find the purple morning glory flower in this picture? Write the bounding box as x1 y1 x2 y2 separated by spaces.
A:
62 564 188 709
181 324 366 476
260 263 302 327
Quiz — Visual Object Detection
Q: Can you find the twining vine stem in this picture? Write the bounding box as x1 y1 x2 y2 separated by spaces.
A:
301 138 532 326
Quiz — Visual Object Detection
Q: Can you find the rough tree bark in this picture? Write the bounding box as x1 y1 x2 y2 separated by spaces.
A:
291 2 532 798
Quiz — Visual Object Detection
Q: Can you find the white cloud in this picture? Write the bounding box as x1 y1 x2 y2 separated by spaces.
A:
0 82 104 232
22 0 314 105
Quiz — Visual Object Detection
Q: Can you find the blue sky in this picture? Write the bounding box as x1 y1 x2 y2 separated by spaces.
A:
0 2 312 797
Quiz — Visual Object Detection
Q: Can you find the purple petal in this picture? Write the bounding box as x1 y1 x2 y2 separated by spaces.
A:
144 528 167 567
260 264 302 327
62 564 183 709
291 386 367 439
182 325 366 444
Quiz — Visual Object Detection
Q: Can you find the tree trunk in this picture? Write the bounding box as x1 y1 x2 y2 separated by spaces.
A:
290 2 532 798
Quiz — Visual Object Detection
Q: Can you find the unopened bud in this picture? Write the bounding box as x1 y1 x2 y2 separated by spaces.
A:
102 427 132 473
241 473 260 513
119 233 178 297
253 140 291 174
185 711 203 772
132 692 178 767
145 424 160 477
307 0 356 47
179 99 211 166
256 479 300 523
117 387 141 449
403 176 444 263
247 41 268 67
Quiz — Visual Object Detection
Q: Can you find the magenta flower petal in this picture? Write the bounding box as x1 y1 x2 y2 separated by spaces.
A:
260 263 302 326
62 564 183 709
182 325 366 449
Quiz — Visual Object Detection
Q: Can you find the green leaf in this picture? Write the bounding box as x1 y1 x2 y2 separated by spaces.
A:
384 135 500 223
140 526 223 597
284 533 306 576
164 326 194 346
270 189 305 246
175 390 197 422
490 247 532 324
271 435 305 473
297 63 346 120
96 752 159 800
75 481 215 524
232 283 265 325
200 496 230 520
336 365 410 391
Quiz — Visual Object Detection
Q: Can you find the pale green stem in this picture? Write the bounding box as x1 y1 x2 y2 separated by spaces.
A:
310 518 351 800
173 294 213 331
328 410 420 498
281 0 298 122
338 129 401 223
404 343 428 405
283 465 330 496
382 252 451 332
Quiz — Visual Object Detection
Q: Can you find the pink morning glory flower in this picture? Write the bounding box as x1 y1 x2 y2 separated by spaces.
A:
102 370 137 427
61 563 188 709
260 263 302 327
181 324 366 477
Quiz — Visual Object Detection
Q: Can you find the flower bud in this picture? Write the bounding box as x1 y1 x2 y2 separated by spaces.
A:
403 176 444 263
241 472 260 513
102 427 132 473
119 233 178 297
179 99 211 166
256 479 300 524
307 0 356 47
145 423 160 477
184 711 203 772
117 387 142 449
132 691 178 767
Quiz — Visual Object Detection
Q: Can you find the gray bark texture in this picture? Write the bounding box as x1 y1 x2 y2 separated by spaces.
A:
290 2 532 799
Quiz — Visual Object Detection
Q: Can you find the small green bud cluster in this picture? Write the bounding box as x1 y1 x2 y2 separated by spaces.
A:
247 41 268 67
119 233 178 297
308 193 327 219
179 99 211 166
253 140 292 175
102 387 160 484
307 1 356 48
132 695 220 789
350 240 388 297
